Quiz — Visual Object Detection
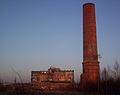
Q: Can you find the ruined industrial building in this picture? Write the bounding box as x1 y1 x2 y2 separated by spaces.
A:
31 67 74 90
31 3 100 91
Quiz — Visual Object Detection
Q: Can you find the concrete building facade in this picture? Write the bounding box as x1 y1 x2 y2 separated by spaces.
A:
31 67 74 90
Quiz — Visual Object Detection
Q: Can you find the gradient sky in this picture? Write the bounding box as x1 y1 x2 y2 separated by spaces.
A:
0 0 120 83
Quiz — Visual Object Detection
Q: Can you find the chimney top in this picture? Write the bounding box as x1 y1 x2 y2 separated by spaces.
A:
83 3 95 7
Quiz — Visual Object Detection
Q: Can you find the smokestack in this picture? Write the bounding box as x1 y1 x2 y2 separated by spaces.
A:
81 3 100 84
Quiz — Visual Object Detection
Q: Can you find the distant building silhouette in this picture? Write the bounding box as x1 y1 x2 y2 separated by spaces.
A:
80 3 100 87
31 67 74 90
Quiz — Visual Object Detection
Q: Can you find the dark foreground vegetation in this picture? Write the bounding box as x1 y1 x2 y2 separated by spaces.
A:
0 80 120 95
1 80 120 95
0 62 120 95
78 61 120 95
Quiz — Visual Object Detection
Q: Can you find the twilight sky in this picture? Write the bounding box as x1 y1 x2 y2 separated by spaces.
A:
0 0 120 83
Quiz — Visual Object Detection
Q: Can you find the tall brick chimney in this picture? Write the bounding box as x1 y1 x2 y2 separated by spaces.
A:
81 3 100 84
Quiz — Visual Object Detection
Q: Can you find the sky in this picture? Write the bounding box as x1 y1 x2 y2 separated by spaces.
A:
0 0 120 83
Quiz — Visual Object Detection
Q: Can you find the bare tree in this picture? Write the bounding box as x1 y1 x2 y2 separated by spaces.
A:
101 67 109 81
113 61 120 80
11 66 23 83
